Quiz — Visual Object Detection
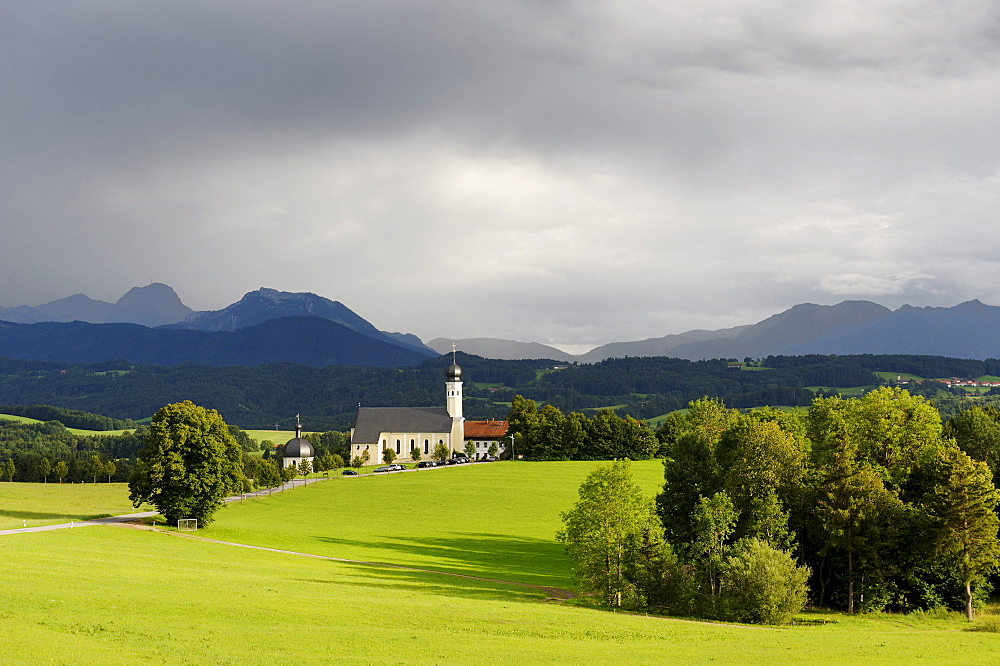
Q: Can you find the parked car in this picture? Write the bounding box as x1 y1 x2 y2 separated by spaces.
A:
417 461 435 468
342 469 358 476
446 459 459 465
389 464 406 471
480 456 496 462
374 466 391 473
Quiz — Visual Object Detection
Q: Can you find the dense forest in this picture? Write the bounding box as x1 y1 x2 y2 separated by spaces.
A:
2 352 999 430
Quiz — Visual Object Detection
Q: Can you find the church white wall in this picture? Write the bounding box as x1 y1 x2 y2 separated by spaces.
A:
350 432 456 462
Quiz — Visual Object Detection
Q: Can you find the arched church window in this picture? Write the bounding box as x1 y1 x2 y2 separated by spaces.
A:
424 439 429 453
396 439 401 454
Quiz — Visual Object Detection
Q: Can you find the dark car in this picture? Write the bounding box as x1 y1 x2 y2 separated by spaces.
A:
446 458 460 465
417 461 436 468
342 469 358 476
480 456 496 462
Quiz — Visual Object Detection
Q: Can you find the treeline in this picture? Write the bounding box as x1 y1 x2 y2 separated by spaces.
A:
505 395 658 460
2 352 1000 429
0 418 142 483
0 417 277 484
765 354 1000 380
0 404 137 430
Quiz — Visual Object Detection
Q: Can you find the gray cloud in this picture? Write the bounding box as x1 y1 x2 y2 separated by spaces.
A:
4 1 1000 350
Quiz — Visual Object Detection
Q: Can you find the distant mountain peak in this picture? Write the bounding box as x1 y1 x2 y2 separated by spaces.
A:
0 284 191 327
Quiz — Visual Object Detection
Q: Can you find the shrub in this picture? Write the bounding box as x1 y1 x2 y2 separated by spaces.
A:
719 538 810 624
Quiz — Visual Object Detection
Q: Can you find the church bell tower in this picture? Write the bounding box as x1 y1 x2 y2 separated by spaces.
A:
446 346 464 452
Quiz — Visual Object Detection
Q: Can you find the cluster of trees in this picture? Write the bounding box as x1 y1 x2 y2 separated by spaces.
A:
560 389 1000 623
559 460 809 624
0 404 137 430
0 418 147 483
243 450 345 489
505 395 658 460
0 408 273 483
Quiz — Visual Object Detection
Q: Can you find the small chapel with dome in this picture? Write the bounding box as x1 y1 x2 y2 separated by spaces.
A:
282 417 315 469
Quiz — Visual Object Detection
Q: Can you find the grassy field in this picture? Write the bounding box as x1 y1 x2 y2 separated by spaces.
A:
243 429 297 444
2 461 1000 663
0 483 153 530
0 482 152 530
205 460 665 590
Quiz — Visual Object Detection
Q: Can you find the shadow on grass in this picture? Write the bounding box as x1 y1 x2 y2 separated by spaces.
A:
0 509 105 520
289 562 548 603
312 532 571 586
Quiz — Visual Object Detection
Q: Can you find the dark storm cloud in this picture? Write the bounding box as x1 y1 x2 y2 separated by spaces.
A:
4 1 1000 348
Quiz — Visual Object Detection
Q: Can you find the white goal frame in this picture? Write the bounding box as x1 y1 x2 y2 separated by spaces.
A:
177 518 198 531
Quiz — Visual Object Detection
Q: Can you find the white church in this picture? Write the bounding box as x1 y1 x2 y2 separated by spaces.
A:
349 358 507 462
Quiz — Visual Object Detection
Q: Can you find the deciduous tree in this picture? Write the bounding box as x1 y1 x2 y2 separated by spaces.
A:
557 459 662 608
128 401 249 526
432 442 450 463
927 447 1000 619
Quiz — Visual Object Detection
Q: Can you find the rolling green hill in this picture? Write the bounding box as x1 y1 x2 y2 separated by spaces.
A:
2 461 999 663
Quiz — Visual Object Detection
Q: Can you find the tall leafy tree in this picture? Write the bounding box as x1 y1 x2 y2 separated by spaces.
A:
557 460 662 608
129 401 249 526
816 452 903 613
927 447 1000 619
692 491 738 602
716 416 805 540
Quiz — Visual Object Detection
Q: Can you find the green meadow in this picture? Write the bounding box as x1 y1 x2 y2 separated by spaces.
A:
2 461 1000 663
0 482 151 530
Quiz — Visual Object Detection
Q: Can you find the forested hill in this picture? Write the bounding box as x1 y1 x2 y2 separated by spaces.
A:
1 353 998 430
0 316 433 367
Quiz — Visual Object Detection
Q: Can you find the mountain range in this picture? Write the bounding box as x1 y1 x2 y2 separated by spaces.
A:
431 300 1000 362
3 285 1000 366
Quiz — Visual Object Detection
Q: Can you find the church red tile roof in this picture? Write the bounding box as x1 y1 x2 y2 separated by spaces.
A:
464 420 508 439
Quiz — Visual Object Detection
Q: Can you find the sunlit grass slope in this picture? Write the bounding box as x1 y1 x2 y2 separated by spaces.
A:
0 482 151 530
206 460 666 591
2 527 999 664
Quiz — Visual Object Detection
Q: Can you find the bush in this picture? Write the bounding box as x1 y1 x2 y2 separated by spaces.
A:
719 538 810 625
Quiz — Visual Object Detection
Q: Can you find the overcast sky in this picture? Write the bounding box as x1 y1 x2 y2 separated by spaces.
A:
3 2 1000 352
